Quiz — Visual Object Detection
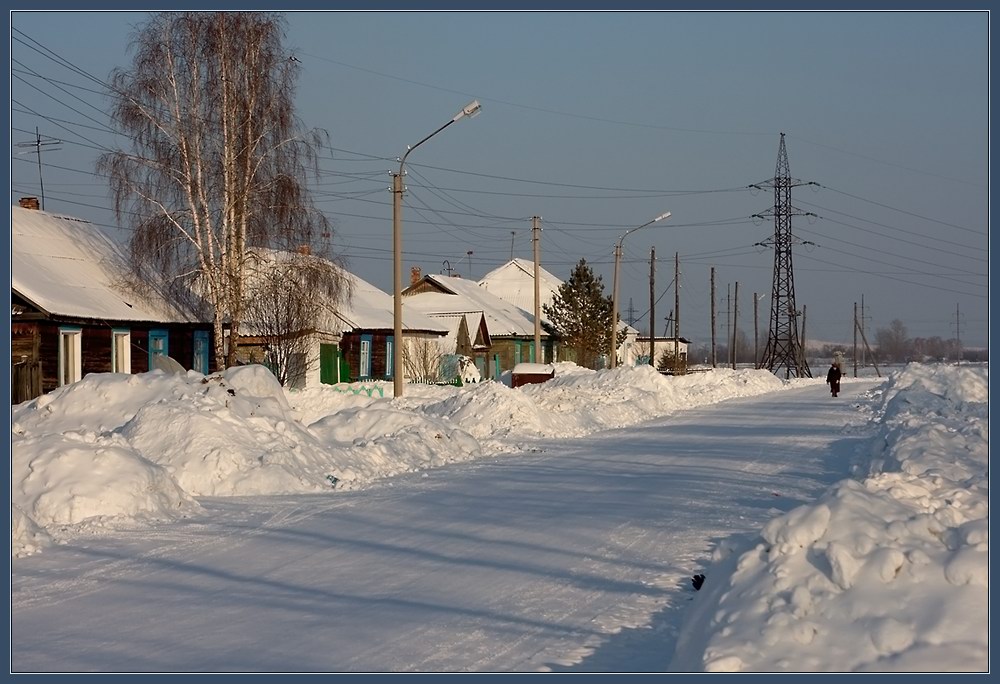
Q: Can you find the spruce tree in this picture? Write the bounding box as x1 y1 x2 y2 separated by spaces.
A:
543 258 612 369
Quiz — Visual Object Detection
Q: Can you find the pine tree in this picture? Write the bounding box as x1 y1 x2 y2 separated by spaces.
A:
543 258 612 369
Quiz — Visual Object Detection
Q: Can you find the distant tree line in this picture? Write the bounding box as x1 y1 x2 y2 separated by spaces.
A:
687 318 986 368
867 319 986 364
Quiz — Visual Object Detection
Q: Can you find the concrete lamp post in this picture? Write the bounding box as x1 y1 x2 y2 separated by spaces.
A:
392 100 481 398
610 211 671 369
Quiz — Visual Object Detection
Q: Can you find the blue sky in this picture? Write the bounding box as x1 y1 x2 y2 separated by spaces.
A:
9 10 990 349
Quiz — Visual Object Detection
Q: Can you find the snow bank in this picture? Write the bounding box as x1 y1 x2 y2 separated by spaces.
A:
669 363 989 672
11 363 794 557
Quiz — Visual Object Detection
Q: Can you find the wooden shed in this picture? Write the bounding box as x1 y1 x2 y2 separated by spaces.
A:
511 362 555 388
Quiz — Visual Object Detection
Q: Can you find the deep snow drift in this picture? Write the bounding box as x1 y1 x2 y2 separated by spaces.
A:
10 363 789 554
9 362 989 672
670 363 989 672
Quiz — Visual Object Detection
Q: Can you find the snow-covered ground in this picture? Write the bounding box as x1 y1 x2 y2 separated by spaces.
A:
9 362 988 672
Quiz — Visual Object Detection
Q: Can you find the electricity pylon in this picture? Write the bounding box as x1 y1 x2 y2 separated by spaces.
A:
751 133 815 379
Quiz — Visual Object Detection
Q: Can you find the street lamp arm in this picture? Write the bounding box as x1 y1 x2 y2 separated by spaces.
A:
400 120 453 173
398 100 481 175
616 211 672 249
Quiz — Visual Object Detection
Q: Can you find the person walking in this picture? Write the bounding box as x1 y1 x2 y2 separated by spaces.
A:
826 361 842 397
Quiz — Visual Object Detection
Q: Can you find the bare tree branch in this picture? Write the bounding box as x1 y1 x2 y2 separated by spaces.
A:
98 11 339 370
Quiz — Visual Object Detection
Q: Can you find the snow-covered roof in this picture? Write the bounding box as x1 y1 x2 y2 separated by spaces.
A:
407 274 547 338
408 310 488 352
477 258 562 321
512 362 554 375
336 269 447 334
11 205 198 323
241 248 448 335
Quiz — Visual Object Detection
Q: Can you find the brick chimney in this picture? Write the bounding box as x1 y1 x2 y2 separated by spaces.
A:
410 266 422 286
296 244 311 255
19 197 40 210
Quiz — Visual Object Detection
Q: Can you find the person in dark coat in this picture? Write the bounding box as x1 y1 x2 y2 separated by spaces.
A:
826 362 842 397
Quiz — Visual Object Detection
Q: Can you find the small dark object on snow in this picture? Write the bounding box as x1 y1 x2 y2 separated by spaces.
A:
227 388 236 396
692 573 706 591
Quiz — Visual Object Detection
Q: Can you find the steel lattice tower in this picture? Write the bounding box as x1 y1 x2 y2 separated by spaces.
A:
753 133 814 379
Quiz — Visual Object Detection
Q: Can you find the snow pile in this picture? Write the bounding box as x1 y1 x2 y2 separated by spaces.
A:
11 363 795 558
374 364 787 449
307 406 483 485
670 363 989 672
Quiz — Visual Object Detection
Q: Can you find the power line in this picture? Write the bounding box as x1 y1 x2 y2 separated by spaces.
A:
297 49 773 138
794 225 985 289
798 199 986 261
818 184 984 236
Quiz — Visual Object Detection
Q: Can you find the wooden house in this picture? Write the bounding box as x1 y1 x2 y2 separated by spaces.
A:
623 334 692 372
403 270 556 379
232 254 449 387
11 202 216 403
335 269 449 384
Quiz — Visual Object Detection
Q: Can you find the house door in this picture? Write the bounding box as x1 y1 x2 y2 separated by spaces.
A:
193 330 210 374
320 343 341 385
148 329 168 369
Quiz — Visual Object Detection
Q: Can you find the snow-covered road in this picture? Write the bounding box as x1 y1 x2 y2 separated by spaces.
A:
11 379 882 672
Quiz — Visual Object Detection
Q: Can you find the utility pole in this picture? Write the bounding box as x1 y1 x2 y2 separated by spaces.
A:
800 304 808 371
853 302 859 377
855 316 882 377
753 292 760 368
674 252 682 374
466 250 474 279
732 281 739 370
955 303 962 365
649 246 656 367
532 216 542 363
860 294 867 367
752 133 815 378
726 283 733 366
710 268 717 368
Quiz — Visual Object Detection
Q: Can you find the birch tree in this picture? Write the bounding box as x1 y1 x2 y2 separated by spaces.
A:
99 11 339 368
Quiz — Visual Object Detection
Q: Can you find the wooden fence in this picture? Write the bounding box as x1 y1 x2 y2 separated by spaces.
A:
12 360 41 404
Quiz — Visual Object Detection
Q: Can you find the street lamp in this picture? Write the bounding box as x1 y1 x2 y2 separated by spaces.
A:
610 211 671 369
393 99 481 398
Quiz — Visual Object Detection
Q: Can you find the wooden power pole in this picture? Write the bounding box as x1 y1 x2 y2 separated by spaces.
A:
710 267 717 368
732 281 739 369
649 246 656 367
674 252 681 373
